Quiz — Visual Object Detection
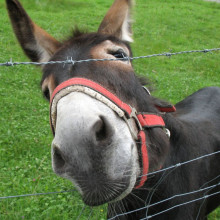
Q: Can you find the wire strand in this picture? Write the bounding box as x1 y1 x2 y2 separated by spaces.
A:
108 181 220 219
0 48 219 67
146 150 220 178
0 189 76 200
1 151 219 200
140 191 220 220
1 47 220 219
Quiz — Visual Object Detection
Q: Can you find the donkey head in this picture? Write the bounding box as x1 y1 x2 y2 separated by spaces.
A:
7 0 169 206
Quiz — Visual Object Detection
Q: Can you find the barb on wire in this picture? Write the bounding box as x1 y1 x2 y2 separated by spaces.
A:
0 48 219 67
108 181 220 220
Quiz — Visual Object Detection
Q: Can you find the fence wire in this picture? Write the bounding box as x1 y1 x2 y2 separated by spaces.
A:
1 150 220 199
108 180 220 219
146 150 220 178
1 47 220 219
0 48 220 67
140 191 220 220
0 189 76 200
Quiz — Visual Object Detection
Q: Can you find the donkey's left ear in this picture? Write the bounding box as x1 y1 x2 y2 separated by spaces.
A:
98 0 134 42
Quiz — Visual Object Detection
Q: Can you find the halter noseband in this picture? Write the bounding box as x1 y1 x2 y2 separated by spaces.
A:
50 77 175 189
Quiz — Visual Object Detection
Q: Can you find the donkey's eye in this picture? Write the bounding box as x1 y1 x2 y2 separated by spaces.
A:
43 88 50 101
110 49 128 60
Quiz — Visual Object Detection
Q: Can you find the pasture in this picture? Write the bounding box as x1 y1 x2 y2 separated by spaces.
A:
0 0 220 219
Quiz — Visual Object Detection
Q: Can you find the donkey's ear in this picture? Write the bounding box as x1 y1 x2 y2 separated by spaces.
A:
98 0 133 42
6 0 62 62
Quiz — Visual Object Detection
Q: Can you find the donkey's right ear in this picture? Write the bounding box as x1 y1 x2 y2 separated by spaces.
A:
6 0 62 62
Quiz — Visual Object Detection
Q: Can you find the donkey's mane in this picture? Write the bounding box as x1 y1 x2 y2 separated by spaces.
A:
62 27 132 51
71 27 88 39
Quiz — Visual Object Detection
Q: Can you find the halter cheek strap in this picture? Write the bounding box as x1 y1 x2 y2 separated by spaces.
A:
50 77 175 189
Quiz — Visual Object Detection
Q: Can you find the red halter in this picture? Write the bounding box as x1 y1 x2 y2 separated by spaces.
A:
50 78 175 189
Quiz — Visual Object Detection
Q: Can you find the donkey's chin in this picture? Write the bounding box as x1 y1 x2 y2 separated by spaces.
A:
82 188 127 207
81 176 137 206
78 160 139 206
82 153 139 206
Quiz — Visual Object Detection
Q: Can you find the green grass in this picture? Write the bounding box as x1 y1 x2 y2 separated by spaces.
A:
0 0 219 219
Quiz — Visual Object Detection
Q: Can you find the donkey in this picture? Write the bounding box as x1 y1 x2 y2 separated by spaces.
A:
6 0 220 219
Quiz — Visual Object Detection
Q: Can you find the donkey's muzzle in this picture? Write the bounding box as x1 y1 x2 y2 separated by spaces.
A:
51 114 114 175
50 91 138 205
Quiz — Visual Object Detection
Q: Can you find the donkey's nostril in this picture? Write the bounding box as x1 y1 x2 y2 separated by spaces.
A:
95 116 113 142
95 117 107 142
53 146 66 170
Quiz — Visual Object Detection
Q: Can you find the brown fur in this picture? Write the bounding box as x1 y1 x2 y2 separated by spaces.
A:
6 0 61 62
98 0 133 41
41 74 56 100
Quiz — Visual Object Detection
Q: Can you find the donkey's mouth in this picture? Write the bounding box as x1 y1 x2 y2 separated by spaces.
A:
81 183 130 206
82 193 117 207
75 169 137 207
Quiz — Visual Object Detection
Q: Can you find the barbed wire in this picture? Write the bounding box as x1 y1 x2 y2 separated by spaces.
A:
0 48 219 67
1 47 220 219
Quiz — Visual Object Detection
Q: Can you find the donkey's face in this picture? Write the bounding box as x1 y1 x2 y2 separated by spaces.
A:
46 36 140 206
7 0 168 206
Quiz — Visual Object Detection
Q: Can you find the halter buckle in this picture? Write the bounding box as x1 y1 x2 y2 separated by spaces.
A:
123 107 143 140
